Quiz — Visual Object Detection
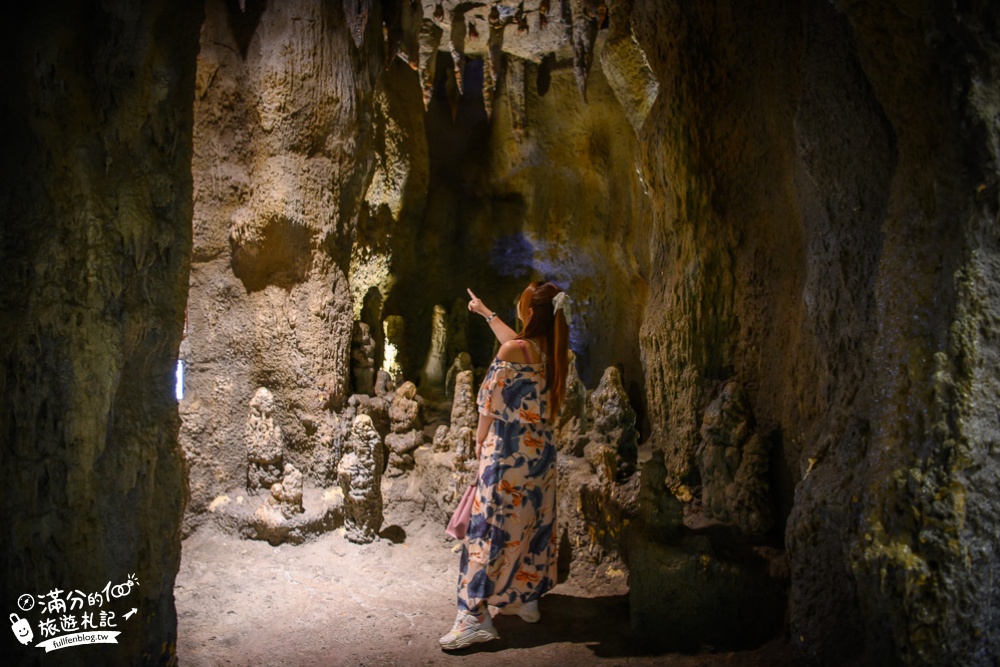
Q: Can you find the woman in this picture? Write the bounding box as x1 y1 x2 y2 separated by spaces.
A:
439 281 571 650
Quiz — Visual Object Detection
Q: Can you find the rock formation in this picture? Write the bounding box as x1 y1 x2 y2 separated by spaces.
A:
388 381 423 433
245 387 285 491
697 381 773 539
351 321 377 396
629 1 1000 662
588 366 638 481
384 380 425 472
444 352 472 398
0 2 202 662
269 463 304 517
179 0 383 533
374 369 396 397
338 414 385 544
420 304 449 392
556 352 589 455
435 370 478 461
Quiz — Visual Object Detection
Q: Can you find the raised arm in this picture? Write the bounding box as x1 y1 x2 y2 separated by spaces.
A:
467 288 518 344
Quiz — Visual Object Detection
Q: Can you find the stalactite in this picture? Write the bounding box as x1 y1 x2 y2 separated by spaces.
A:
483 22 506 119
448 4 470 95
419 18 444 110
343 0 373 49
507 56 527 140
572 0 599 103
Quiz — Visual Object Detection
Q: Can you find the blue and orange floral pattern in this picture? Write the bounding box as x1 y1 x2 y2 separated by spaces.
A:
456 357 558 614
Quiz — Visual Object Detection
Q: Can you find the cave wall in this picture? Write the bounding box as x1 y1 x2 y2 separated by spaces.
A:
0 2 202 665
181 0 384 528
486 44 653 396
629 0 1000 664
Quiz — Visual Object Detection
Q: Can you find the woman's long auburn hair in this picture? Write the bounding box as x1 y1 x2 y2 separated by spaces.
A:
516 281 570 420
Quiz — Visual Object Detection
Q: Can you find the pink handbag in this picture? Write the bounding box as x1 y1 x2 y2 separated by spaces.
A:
446 484 477 539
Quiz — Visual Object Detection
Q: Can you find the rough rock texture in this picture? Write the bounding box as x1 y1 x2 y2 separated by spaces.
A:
350 321 377 396
623 453 787 651
697 382 773 539
444 351 472 398
207 486 342 546
0 2 202 665
383 377 427 473
388 381 423 433
269 463 304 517
437 369 478 459
338 414 385 543
589 366 638 480
245 387 285 491
180 0 383 533
629 0 1000 664
555 352 589 456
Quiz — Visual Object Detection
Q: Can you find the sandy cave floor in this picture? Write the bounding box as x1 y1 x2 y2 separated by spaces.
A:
175 508 797 667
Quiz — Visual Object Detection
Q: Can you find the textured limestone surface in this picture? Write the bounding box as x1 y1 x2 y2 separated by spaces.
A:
181 0 383 533
589 366 639 480
245 387 285 491
628 0 1000 664
338 414 385 543
697 381 773 539
436 369 478 459
0 2 202 665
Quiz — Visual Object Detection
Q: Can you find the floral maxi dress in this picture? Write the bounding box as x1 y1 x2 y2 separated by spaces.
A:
456 357 558 614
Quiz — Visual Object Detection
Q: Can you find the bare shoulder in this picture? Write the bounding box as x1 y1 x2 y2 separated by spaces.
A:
496 340 525 363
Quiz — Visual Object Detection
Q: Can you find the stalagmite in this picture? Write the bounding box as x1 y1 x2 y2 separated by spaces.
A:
439 370 478 461
588 366 638 481
389 381 423 434
338 414 384 543
350 321 376 396
445 352 473 399
420 305 448 391
269 463 304 517
556 351 588 455
246 388 285 491
697 381 773 539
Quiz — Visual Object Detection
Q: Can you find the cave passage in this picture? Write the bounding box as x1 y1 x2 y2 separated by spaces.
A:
3 1 1000 666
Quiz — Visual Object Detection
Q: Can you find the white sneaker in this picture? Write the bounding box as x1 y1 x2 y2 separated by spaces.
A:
439 611 499 650
498 599 540 623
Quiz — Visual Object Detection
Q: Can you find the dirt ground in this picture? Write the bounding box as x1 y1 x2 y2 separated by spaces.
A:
175 506 799 667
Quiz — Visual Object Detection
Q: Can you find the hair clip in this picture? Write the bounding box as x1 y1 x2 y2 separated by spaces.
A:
552 291 572 325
